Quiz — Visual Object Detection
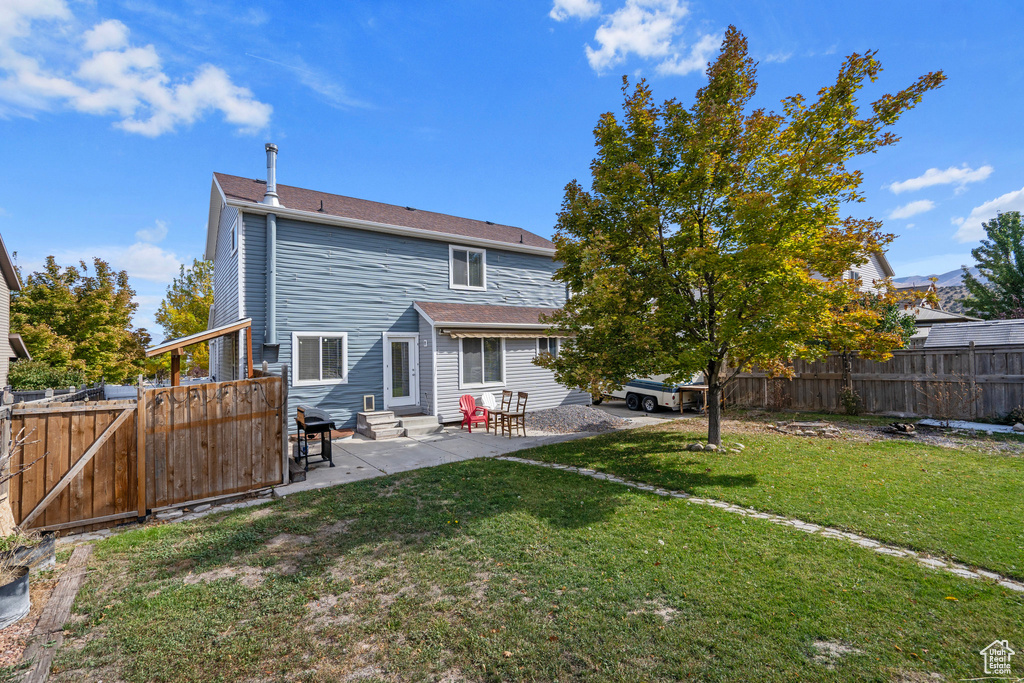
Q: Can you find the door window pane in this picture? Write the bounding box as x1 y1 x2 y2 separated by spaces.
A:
391 341 410 397
452 249 469 286
462 338 483 384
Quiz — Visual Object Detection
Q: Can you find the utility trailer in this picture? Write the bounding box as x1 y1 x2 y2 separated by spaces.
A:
605 374 708 413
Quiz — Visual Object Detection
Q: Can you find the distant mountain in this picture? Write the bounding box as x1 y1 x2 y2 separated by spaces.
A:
936 285 970 315
893 267 984 288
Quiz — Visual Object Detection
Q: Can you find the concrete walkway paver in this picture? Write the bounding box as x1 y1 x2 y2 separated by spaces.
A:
497 455 1024 594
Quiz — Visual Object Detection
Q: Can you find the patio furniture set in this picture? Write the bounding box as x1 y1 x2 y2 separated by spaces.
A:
459 391 528 437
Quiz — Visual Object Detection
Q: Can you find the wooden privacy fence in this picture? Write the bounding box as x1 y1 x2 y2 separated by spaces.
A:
726 344 1024 419
6 373 288 533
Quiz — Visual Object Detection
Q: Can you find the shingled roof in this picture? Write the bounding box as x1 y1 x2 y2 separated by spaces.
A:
213 173 554 250
414 301 559 327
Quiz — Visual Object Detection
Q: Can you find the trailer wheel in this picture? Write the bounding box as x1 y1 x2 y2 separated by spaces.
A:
625 393 641 411
641 395 658 413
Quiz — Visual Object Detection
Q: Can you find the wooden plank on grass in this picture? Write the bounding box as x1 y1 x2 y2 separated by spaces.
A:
22 544 95 683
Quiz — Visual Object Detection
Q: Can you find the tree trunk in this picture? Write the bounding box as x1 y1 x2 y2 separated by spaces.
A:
706 360 723 446
707 383 722 446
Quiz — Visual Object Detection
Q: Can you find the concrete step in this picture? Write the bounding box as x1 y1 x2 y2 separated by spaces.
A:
398 415 441 429
367 426 405 440
358 411 399 428
403 424 445 437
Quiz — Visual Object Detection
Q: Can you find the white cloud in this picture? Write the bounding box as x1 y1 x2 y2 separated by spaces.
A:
656 32 718 76
0 1 271 136
20 240 186 284
887 164 993 194
581 0 716 76
952 185 1024 242
135 219 168 243
583 0 716 76
82 19 129 52
550 0 601 21
888 199 934 220
762 51 792 64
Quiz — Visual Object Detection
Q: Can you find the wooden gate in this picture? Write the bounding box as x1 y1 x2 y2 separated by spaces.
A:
6 374 287 532
8 400 140 532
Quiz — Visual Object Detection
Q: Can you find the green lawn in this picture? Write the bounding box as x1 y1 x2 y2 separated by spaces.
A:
40 459 1024 682
518 418 1024 581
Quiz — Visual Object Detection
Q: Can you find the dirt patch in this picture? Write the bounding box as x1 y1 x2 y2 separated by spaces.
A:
628 599 677 623
891 671 945 682
892 671 946 679
265 533 311 549
326 519 357 535
0 576 57 666
810 639 862 669
183 565 267 587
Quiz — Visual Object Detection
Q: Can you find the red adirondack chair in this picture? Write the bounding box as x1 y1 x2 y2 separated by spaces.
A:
459 394 488 432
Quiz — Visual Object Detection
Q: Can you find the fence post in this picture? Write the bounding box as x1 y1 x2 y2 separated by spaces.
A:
968 341 978 419
281 364 289 486
136 375 147 519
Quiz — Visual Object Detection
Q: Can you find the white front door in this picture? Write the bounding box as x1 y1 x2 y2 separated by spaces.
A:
384 334 419 408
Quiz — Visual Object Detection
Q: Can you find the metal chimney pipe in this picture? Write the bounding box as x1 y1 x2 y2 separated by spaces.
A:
263 143 280 206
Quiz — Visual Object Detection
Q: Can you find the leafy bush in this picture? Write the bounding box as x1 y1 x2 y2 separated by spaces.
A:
8 360 87 391
839 387 863 415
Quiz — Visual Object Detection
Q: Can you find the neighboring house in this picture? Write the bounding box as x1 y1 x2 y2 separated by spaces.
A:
204 144 588 428
924 318 1024 348
845 250 895 294
0 232 30 388
896 281 981 347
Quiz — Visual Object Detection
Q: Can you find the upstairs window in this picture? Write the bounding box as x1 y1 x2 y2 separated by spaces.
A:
230 220 238 255
450 246 486 290
293 332 348 385
538 337 559 358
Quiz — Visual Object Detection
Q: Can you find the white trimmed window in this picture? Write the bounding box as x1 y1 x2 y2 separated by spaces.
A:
460 337 503 387
450 246 486 290
538 337 559 358
292 332 348 386
230 220 238 255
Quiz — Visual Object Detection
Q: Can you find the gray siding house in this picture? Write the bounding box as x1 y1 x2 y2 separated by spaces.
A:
0 232 30 388
204 145 588 428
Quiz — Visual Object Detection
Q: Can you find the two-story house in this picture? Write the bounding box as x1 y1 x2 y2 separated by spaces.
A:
1 232 30 389
205 144 589 428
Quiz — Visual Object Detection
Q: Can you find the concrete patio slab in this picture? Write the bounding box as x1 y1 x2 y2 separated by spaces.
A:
274 404 690 498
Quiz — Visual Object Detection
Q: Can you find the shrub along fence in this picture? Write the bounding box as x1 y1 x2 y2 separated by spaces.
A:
5 372 288 533
725 344 1024 420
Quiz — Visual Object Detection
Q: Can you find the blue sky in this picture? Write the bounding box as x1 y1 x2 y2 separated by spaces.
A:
2 0 1022 333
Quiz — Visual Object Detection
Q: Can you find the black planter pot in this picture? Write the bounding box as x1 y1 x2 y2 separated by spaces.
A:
0 566 29 630
0 532 55 573
1 535 56 572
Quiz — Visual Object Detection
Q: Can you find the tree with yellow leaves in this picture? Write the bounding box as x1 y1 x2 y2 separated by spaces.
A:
538 27 944 446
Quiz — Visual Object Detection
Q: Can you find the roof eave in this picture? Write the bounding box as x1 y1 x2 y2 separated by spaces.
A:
8 334 30 359
226 198 557 257
0 232 22 291
205 176 228 261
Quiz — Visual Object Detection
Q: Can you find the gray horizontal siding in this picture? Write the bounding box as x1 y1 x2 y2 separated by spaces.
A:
210 205 239 381
419 314 434 414
434 331 589 424
0 276 10 387
235 214 566 429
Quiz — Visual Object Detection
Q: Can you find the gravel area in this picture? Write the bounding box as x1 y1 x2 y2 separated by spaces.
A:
526 405 633 434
